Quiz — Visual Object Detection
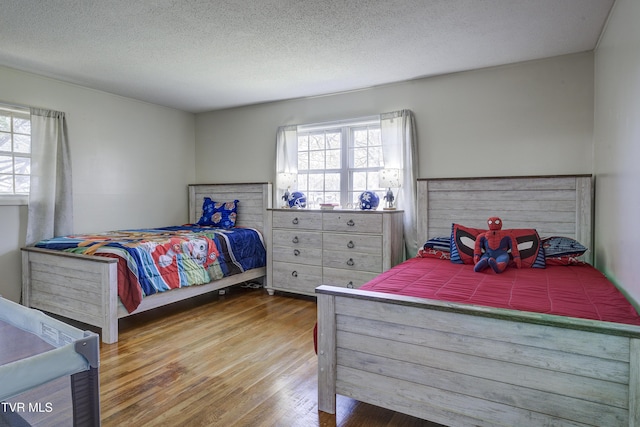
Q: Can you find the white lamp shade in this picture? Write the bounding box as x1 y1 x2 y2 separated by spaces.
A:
278 172 297 189
379 168 402 188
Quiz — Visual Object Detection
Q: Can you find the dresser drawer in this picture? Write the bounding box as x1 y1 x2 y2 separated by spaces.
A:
273 229 322 249
272 245 322 265
322 212 382 233
322 267 379 289
323 233 382 254
273 210 323 230
322 250 382 273
272 261 323 294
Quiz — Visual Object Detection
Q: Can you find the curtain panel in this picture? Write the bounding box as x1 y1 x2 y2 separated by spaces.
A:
26 108 73 245
381 110 419 258
275 125 298 207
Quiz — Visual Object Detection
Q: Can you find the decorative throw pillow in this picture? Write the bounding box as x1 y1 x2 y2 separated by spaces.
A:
417 248 451 260
422 236 451 252
197 198 239 228
450 223 485 264
509 229 546 269
542 236 587 266
450 223 545 268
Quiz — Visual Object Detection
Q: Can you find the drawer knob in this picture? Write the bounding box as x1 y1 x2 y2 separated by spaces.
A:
346 258 354 266
293 249 300 256
347 219 355 226
291 271 298 277
347 240 355 249
292 217 299 225
292 236 299 244
347 281 354 288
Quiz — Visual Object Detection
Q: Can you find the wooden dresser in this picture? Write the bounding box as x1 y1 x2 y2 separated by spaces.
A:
265 209 404 296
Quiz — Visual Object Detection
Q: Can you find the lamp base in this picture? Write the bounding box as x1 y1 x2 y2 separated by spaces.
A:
383 207 397 210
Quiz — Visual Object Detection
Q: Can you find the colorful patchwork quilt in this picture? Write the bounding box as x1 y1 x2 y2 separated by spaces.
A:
35 225 266 312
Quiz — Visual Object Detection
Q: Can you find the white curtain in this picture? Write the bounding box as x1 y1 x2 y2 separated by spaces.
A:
275 125 298 206
26 108 73 245
380 110 419 258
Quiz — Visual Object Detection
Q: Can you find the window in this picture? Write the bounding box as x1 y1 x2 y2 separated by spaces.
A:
296 118 384 208
0 106 31 197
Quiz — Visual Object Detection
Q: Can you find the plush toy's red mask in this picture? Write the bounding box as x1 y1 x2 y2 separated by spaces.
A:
487 217 502 231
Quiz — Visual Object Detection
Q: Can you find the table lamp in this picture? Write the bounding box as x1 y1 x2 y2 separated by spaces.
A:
379 168 402 210
278 173 297 208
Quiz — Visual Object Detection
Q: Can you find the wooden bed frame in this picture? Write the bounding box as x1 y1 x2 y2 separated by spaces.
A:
317 175 640 426
21 182 272 344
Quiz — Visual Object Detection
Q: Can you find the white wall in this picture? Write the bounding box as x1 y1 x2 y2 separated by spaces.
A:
593 0 640 305
0 51 599 304
195 53 594 184
0 66 196 302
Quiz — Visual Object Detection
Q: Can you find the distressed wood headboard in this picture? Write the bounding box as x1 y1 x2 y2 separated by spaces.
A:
416 175 593 263
188 182 272 233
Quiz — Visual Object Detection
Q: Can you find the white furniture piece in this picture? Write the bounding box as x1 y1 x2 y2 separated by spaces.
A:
21 182 272 344
316 175 640 427
266 209 404 296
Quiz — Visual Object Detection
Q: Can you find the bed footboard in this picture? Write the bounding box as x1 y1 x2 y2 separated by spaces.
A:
22 247 119 343
22 247 267 344
317 285 640 426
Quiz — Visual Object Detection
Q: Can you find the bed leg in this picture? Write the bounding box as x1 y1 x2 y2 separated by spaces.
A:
630 339 640 426
21 250 32 307
102 262 119 344
317 294 337 414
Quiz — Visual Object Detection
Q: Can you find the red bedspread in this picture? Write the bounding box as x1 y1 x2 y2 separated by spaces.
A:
359 257 640 326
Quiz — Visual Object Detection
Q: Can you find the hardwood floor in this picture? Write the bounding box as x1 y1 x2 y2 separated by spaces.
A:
96 285 443 426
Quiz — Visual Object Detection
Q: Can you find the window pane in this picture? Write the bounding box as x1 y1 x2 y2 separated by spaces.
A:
0 175 13 193
310 134 325 150
324 192 340 204
325 173 340 191
368 128 381 145
297 151 308 171
0 132 10 151
13 116 31 134
14 134 30 153
352 147 368 168
0 115 9 132
298 135 309 151
368 145 383 167
308 173 324 191
352 171 367 191
309 150 325 170
326 148 340 169
15 175 30 193
295 173 307 192
0 155 13 173
349 191 360 207
15 157 30 174
353 130 368 147
326 132 340 149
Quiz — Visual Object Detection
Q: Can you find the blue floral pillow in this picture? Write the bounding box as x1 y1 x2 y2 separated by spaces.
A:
197 198 238 228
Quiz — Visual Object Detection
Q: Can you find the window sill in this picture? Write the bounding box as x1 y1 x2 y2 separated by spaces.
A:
0 195 28 206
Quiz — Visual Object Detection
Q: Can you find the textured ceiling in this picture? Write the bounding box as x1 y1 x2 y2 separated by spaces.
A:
0 0 615 113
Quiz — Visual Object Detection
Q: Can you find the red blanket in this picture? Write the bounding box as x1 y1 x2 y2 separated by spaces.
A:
359 257 640 326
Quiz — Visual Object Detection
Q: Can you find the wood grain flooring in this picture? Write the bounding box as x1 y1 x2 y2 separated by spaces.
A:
98 286 443 426
10 286 443 426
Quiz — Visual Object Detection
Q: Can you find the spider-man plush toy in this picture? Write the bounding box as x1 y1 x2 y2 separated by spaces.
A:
473 216 521 273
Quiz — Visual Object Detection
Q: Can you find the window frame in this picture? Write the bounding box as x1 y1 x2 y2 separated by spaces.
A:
295 116 384 209
0 105 31 205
